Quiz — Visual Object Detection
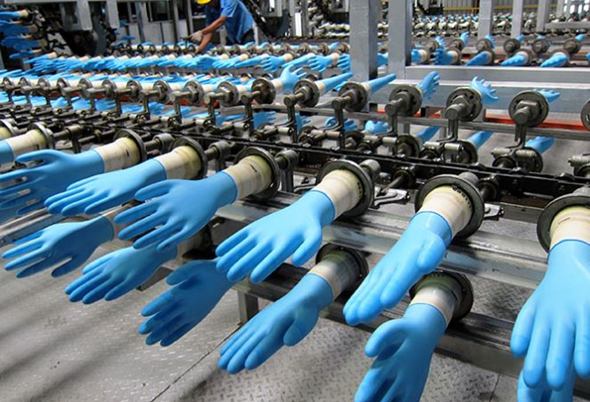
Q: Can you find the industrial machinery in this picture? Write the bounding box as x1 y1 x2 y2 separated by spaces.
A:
0 0 589 401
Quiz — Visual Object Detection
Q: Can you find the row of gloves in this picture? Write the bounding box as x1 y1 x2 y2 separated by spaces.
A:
0 121 585 402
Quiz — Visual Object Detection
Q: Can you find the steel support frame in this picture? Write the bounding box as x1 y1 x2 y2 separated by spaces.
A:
349 0 379 83
478 0 494 39
511 0 525 38
537 0 552 32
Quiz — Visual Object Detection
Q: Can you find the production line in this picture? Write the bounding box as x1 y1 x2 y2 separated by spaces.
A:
0 0 590 401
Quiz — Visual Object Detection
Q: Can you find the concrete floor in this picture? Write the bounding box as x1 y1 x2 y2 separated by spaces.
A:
0 244 587 402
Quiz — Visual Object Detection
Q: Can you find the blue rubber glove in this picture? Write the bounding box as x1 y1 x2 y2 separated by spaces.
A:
0 150 106 215
139 259 233 347
470 77 499 105
344 212 452 325
212 56 243 69
416 126 441 143
411 49 427 64
219 273 332 374
234 55 269 68
537 88 560 103
501 52 528 66
460 32 470 46
0 11 26 20
338 54 351 72
308 54 336 73
526 136 555 154
2 215 114 278
416 71 440 101
277 65 306 93
325 116 358 131
365 73 397 95
541 53 569 68
65 243 177 304
355 303 446 402
466 131 493 149
0 141 15 166
517 367 576 402
284 53 316 69
364 120 389 135
216 191 335 283
114 173 238 251
377 53 388 67
512 240 590 389
433 47 454 65
260 55 288 73
466 51 493 66
44 158 167 216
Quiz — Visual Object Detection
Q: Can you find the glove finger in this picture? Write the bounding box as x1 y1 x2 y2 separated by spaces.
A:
157 227 195 252
60 193 105 217
379 256 423 309
51 255 87 277
575 305 590 378
117 213 165 241
114 202 159 226
2 238 42 259
291 229 322 266
244 242 299 284
228 241 273 283
68 274 111 302
66 175 97 190
220 325 254 357
365 319 409 358
523 322 551 387
140 302 180 336
511 300 537 357
45 187 86 211
216 236 258 274
244 332 283 370
225 331 266 375
16 150 60 164
355 365 391 402
5 248 50 271
145 314 184 346
17 200 45 216
160 323 195 347
134 181 174 201
65 268 102 295
81 254 113 274
133 222 179 250
17 256 68 278
0 181 32 199
215 229 250 257
283 309 317 346
546 322 575 390
1 191 39 210
84 194 125 215
82 277 124 304
141 291 177 318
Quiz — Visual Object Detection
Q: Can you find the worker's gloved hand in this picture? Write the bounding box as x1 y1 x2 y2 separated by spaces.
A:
45 158 167 217
308 54 336 73
355 303 446 402
216 190 335 283
471 77 499 105
517 368 576 402
115 173 238 251
189 30 203 43
0 150 105 215
511 240 590 390
65 243 176 304
344 211 452 325
139 259 233 347
2 215 114 278
219 273 332 374
277 65 306 93
260 55 287 73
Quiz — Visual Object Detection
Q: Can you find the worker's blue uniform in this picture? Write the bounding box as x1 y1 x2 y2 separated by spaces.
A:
205 0 254 44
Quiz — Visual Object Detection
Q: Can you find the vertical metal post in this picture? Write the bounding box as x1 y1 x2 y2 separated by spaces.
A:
105 0 120 29
185 0 194 34
300 0 309 37
478 0 494 39
537 0 552 32
288 0 297 36
350 0 379 82
135 1 149 42
171 0 180 42
511 0 524 37
74 0 93 31
556 0 566 17
237 291 259 324
388 0 412 78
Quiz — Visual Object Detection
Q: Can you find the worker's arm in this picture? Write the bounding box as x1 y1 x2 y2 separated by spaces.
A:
201 14 227 35
197 32 213 53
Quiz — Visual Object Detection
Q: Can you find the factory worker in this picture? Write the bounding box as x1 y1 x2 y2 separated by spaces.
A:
189 0 255 51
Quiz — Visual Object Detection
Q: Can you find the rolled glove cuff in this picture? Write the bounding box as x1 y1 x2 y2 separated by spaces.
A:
313 169 362 218
418 185 472 238
92 137 141 172
5 129 48 157
224 155 273 200
309 250 358 300
549 206 590 249
410 274 460 326
155 145 202 180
